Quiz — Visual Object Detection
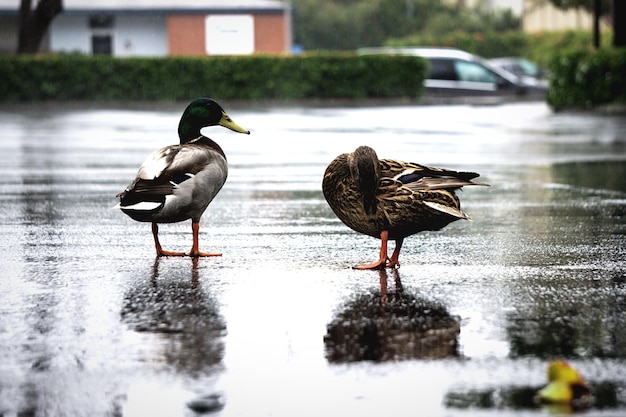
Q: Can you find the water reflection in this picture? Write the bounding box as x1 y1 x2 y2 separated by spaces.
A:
120 258 226 376
324 270 460 362
502 159 626 360
445 380 620 412
507 271 626 359
551 160 626 194
11 135 63 415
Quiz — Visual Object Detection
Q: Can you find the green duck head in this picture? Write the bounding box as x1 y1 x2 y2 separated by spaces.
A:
178 97 250 142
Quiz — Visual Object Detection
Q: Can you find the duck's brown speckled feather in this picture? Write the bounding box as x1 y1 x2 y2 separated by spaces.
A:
322 151 484 240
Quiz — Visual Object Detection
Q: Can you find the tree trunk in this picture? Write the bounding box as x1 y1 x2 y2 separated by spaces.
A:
17 0 63 54
593 0 600 48
614 0 626 47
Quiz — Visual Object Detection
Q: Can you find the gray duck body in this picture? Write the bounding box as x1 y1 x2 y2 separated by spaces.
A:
118 137 227 224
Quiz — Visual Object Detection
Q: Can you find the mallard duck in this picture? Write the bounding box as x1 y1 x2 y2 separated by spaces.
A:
117 98 250 257
537 360 592 409
322 145 487 269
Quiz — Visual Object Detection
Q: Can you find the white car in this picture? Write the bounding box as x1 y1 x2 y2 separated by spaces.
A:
358 46 548 103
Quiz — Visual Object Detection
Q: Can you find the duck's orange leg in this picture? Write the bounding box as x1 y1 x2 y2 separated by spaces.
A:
386 238 403 269
353 230 390 270
188 222 222 257
152 223 186 257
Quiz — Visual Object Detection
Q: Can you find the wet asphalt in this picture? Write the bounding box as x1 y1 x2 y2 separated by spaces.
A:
0 101 625 416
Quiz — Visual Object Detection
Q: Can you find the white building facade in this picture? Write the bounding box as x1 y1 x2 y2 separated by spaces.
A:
0 0 292 56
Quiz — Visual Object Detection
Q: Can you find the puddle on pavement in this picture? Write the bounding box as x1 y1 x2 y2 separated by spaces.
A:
445 380 621 412
325 270 460 363
0 102 625 416
120 258 226 376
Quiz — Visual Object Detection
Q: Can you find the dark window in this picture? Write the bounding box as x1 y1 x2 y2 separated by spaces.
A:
92 35 112 55
427 59 457 81
89 15 114 29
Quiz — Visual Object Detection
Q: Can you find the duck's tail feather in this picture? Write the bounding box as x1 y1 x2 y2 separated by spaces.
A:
393 167 489 191
423 201 472 220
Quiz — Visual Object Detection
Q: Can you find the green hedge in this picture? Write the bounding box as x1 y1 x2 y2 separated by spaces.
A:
0 53 426 101
387 30 610 67
547 47 626 110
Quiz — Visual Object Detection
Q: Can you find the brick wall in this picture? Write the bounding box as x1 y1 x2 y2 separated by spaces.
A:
167 12 289 56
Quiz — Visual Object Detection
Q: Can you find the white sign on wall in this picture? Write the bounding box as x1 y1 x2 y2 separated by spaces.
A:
205 15 254 55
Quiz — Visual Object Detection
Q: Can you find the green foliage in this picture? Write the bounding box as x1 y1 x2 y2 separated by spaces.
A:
388 30 608 66
387 30 528 59
547 47 626 110
548 0 611 15
0 53 427 101
523 30 612 66
291 0 518 51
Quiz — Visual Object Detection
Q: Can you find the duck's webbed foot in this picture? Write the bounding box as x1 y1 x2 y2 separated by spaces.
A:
187 222 221 258
385 260 400 269
353 230 390 270
187 250 222 258
353 257 390 270
157 249 187 257
385 238 404 269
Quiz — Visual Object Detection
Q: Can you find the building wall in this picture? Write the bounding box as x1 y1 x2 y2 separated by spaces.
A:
50 14 167 56
6 7 290 56
114 15 168 57
50 15 90 53
254 13 288 54
167 12 291 56
167 15 206 56
522 0 599 32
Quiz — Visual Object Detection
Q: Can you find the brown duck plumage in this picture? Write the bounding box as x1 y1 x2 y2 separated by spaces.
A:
322 145 487 269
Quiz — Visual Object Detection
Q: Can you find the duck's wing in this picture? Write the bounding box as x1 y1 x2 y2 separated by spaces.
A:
117 141 228 224
136 145 182 183
117 145 179 199
379 159 487 221
380 159 486 192
118 143 221 209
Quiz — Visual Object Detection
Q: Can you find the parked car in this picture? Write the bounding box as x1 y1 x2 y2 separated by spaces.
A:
488 56 549 88
488 57 546 79
358 47 548 104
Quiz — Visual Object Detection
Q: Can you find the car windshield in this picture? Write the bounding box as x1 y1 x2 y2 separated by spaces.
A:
518 59 540 77
454 61 496 83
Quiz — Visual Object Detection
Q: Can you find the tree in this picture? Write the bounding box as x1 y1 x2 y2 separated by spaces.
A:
547 0 625 47
17 0 63 54
614 0 626 47
291 0 518 51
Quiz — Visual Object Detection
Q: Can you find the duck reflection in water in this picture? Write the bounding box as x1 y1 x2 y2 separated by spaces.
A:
324 270 460 363
120 257 226 376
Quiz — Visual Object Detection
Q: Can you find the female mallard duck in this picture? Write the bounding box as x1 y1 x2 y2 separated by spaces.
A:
117 98 250 257
322 146 487 269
